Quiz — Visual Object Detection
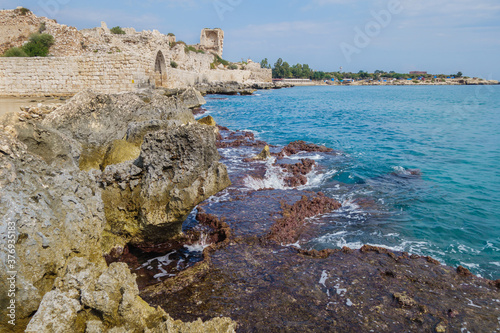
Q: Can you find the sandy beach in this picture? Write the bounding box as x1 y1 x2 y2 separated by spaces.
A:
0 97 66 117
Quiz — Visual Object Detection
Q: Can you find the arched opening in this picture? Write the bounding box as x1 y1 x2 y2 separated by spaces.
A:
154 50 166 87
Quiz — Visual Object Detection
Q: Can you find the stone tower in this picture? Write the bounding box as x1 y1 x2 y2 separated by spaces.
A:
200 28 224 57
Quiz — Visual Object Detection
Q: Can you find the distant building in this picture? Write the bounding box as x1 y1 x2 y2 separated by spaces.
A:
273 78 312 83
410 71 427 75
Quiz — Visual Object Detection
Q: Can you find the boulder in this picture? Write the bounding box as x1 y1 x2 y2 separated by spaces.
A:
254 145 271 160
0 89 232 331
180 87 206 109
197 115 216 127
100 124 231 249
41 90 195 171
101 139 141 170
1 112 81 170
25 257 237 333
0 128 106 330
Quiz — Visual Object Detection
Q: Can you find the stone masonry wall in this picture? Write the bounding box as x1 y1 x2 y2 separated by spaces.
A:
0 53 271 96
0 9 271 96
0 53 151 96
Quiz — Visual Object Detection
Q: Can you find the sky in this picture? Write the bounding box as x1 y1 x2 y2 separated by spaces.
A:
3 0 500 79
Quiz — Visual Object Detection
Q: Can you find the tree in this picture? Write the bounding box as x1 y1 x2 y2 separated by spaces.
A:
456 71 463 78
291 64 303 78
358 70 369 79
260 58 271 69
273 58 292 78
302 64 312 79
282 61 291 78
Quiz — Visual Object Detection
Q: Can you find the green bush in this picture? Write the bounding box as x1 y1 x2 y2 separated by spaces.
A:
185 45 197 54
170 61 178 68
228 64 238 70
171 41 186 48
4 33 56 57
22 33 55 57
38 22 46 33
167 33 175 37
213 54 229 67
18 7 31 15
110 26 126 35
3 47 28 57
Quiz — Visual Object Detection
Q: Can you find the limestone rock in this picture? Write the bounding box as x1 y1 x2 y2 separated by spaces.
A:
10 117 81 169
125 119 183 146
254 145 271 160
101 124 231 247
25 257 237 333
197 115 216 127
0 90 233 331
0 126 106 329
24 290 83 333
146 315 237 333
42 90 195 171
180 87 206 109
101 139 141 170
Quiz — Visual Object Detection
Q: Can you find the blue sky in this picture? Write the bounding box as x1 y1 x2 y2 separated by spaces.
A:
4 0 500 78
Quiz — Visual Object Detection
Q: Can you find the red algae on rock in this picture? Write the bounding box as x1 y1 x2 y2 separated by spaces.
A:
149 241 500 333
267 193 341 244
277 158 316 187
275 140 335 158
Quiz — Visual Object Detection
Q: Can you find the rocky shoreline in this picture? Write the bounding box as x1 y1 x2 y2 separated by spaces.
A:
1 87 499 332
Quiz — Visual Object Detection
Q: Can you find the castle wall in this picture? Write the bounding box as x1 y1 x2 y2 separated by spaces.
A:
0 10 271 97
167 68 258 88
0 53 151 96
0 53 271 96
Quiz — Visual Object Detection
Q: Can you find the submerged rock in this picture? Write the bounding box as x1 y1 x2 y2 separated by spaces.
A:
137 125 499 332
150 241 499 333
267 193 341 244
276 140 335 158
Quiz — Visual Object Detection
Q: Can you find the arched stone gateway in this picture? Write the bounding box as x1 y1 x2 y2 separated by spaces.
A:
154 50 166 87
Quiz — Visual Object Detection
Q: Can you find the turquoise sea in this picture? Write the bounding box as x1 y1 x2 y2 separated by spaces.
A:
204 85 500 280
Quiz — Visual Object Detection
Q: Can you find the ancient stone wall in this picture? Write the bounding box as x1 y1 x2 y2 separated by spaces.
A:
0 54 150 96
0 9 271 96
0 52 271 96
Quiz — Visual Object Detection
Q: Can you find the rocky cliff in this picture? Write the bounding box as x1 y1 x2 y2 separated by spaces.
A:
0 89 233 332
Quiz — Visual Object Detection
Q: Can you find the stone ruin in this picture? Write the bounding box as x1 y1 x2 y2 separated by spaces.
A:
200 28 224 57
0 9 271 96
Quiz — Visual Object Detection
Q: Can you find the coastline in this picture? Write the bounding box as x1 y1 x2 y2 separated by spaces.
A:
141 104 500 331
276 78 500 87
1 86 499 332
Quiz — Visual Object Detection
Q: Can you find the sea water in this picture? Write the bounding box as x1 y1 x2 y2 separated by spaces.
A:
204 85 500 280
